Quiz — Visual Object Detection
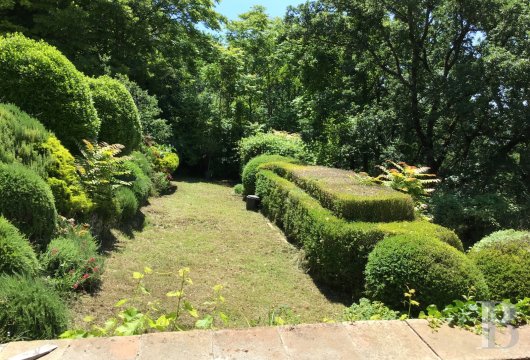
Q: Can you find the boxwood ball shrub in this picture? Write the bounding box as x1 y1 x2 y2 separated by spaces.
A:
114 187 139 222
0 33 100 151
0 217 39 276
364 235 489 311
0 275 68 341
242 154 299 195
469 230 530 301
239 131 313 166
88 75 142 153
123 160 152 204
0 163 57 246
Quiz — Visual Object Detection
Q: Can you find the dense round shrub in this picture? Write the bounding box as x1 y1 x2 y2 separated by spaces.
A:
88 75 142 153
0 163 57 246
0 33 100 151
238 131 313 166
242 154 299 195
123 161 152 204
469 230 530 301
130 151 154 177
151 172 172 195
114 187 139 221
41 228 103 292
0 217 39 276
365 235 489 311
0 104 92 217
146 145 179 174
0 275 68 341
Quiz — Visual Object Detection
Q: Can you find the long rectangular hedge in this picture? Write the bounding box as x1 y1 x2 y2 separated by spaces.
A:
261 162 415 222
255 170 462 296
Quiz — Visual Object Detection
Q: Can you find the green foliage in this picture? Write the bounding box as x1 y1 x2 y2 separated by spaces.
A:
364 235 489 311
61 267 228 338
43 136 93 217
0 163 57 246
0 103 51 177
41 227 103 293
343 298 399 321
130 151 154 178
0 217 39 276
88 75 142 154
242 154 299 195
468 230 530 301
255 170 461 294
122 161 152 204
151 172 173 196
420 297 530 332
114 187 139 222
233 184 244 195
0 275 69 342
239 131 313 166
116 74 172 145
0 104 92 217
76 141 131 222
146 145 180 175
0 33 99 151
265 162 415 222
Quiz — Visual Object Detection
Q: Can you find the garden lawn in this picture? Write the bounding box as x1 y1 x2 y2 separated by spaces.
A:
71 179 344 329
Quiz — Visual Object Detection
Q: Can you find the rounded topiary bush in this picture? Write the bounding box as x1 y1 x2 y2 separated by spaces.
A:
0 217 39 276
0 163 57 246
123 161 152 204
469 230 530 301
238 131 313 166
364 235 489 311
88 76 142 153
0 275 68 341
130 151 154 177
115 187 139 221
242 154 299 195
0 33 100 151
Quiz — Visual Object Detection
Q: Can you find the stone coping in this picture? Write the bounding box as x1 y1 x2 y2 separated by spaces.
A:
1 320 529 360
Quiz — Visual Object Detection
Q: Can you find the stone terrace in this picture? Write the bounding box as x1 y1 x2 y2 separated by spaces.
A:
1 320 529 360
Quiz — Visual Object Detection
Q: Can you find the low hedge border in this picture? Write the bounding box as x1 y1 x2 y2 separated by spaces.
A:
255 170 462 294
261 162 415 222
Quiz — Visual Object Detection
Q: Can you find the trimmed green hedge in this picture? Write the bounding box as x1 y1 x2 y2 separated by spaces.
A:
238 131 313 166
0 217 39 276
263 162 415 222
255 170 462 294
242 154 300 195
469 230 530 301
365 235 489 310
0 163 57 246
0 33 100 151
88 75 142 153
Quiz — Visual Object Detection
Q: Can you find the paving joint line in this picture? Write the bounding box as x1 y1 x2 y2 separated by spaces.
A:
405 320 443 360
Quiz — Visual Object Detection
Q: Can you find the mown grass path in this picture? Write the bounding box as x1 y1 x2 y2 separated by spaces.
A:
72 179 344 328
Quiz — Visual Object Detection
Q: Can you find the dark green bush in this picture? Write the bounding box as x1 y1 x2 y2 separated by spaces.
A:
242 154 299 195
130 151 154 178
88 75 142 153
365 235 489 311
255 170 462 294
266 162 415 222
122 161 152 204
239 131 313 166
0 275 68 341
0 104 92 217
114 187 139 222
0 217 39 276
0 33 99 151
151 172 172 195
0 163 57 246
468 230 530 301
41 228 103 293
343 298 399 321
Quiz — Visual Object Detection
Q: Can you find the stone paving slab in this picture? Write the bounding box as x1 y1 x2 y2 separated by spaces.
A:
2 321 530 360
407 319 530 360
